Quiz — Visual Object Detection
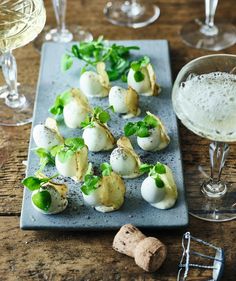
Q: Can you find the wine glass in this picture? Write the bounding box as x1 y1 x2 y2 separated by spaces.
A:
0 0 46 126
33 0 93 51
104 0 160 28
180 0 236 51
172 54 236 222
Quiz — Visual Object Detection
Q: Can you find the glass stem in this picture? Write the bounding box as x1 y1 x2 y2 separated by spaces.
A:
2 51 24 108
52 0 67 32
204 0 218 28
209 142 229 183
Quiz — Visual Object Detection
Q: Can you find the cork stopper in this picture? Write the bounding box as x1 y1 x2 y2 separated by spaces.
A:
113 224 167 272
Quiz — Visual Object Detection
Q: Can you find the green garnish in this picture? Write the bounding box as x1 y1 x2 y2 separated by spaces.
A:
140 162 166 188
32 190 52 212
131 56 150 82
22 174 58 191
49 90 72 115
81 174 101 195
100 162 112 176
34 148 55 171
81 106 113 128
124 114 158 138
61 36 140 81
51 137 85 163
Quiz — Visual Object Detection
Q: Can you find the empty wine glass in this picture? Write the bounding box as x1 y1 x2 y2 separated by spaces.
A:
104 0 160 28
0 0 46 126
34 0 93 51
172 54 236 222
181 0 236 51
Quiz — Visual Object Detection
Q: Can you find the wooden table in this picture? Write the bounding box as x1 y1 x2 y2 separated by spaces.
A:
0 1 236 280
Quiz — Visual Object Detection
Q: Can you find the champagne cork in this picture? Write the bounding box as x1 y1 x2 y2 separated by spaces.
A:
113 224 167 272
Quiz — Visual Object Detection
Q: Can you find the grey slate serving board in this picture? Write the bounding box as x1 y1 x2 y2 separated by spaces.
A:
20 40 189 230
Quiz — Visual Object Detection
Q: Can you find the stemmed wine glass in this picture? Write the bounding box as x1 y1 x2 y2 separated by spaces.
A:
104 0 160 28
180 0 236 50
172 54 236 222
34 0 93 51
0 0 46 126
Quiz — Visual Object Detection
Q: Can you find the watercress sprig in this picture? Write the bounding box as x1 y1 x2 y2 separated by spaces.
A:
100 162 112 176
61 36 140 81
50 137 85 163
130 56 150 82
34 148 55 171
124 114 158 138
140 162 166 188
81 106 113 128
49 90 72 115
81 174 101 195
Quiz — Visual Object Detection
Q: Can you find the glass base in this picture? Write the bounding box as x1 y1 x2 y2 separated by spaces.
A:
0 85 34 126
104 1 160 28
187 167 236 222
180 19 236 51
33 25 93 52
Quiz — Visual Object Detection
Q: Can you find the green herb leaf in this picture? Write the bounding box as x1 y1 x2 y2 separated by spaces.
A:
57 150 74 163
124 122 137 137
35 148 55 171
98 110 110 123
100 162 112 176
22 176 49 191
61 54 73 72
50 144 64 157
32 190 52 211
81 174 100 195
65 138 85 151
134 70 145 82
139 163 154 174
144 115 158 128
49 91 72 116
155 163 166 174
155 176 165 188
137 125 150 137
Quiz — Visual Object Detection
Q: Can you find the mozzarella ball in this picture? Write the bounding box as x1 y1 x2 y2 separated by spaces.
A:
110 148 137 176
127 67 151 95
82 124 110 152
141 176 166 204
137 127 161 151
32 187 67 214
109 86 128 113
82 188 101 207
55 153 77 177
63 100 88 128
33 124 61 149
80 71 108 97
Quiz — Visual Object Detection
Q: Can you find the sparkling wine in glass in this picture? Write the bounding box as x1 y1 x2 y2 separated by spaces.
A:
104 0 160 28
0 0 46 126
34 0 93 51
181 0 236 51
172 54 236 222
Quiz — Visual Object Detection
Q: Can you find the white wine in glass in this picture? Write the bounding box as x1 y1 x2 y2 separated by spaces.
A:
0 0 46 126
181 0 236 50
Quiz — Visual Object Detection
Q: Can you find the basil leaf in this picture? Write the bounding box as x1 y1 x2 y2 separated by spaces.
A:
32 190 51 211
139 163 154 174
134 70 145 82
155 176 165 188
155 163 166 174
61 54 73 72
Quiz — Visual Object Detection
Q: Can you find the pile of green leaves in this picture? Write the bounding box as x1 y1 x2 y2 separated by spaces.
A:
124 114 158 138
49 90 72 116
81 163 112 195
140 162 166 188
130 56 150 82
61 36 140 81
34 148 55 171
51 138 85 163
22 174 57 211
81 106 112 128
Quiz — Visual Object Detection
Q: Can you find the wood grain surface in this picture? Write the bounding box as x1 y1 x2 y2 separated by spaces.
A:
0 0 236 280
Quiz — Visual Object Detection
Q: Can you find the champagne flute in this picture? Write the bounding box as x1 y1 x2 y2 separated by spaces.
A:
104 0 160 28
34 0 93 51
181 0 236 50
0 0 46 126
172 54 236 222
